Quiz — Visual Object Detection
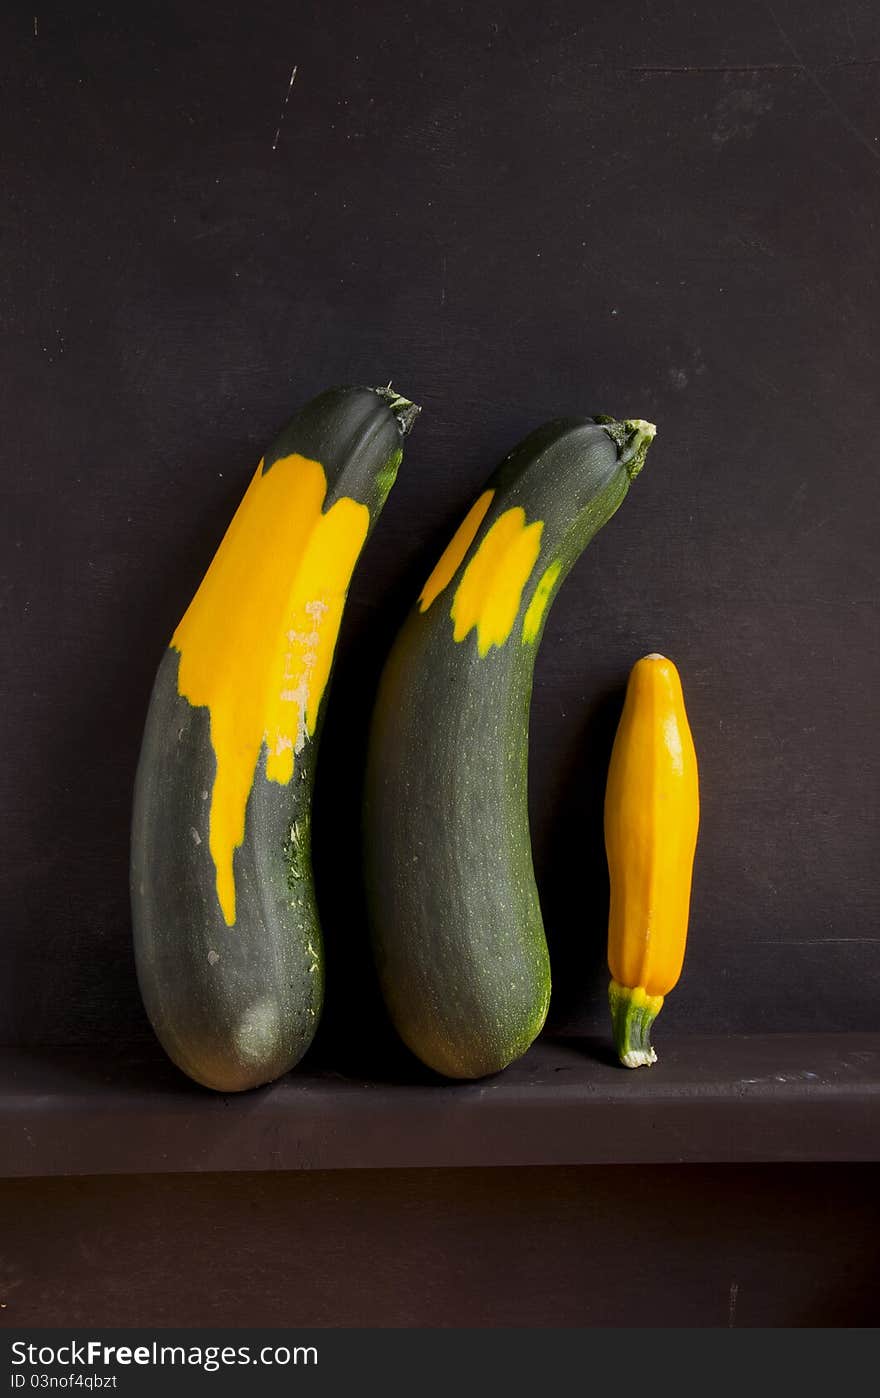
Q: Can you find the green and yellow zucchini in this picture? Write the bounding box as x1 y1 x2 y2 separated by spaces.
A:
131 385 417 1092
364 414 655 1079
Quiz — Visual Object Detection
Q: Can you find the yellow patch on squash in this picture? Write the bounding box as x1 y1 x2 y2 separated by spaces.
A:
521 560 562 644
419 489 494 612
172 454 369 926
450 507 543 657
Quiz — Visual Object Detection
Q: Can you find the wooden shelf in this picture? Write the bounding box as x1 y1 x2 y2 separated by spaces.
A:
2 1033 878 1179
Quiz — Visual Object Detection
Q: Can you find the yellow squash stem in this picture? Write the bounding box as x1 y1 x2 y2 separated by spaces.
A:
604 653 700 1068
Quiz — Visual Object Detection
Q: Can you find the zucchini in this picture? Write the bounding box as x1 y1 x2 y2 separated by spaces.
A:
364 414 655 1079
132 385 418 1091
605 652 700 1067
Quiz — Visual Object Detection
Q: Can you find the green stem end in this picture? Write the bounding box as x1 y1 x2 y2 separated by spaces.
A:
608 980 664 1069
595 416 657 481
373 383 421 437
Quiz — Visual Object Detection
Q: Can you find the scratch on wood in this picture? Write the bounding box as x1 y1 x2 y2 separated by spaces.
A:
621 59 880 74
728 1280 739 1327
518 57 880 77
753 938 880 945
272 66 298 151
34 15 38 36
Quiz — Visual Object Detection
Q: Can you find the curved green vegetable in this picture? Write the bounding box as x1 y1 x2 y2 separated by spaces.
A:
364 414 655 1079
132 385 417 1091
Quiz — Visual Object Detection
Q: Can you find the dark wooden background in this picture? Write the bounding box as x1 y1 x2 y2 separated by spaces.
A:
1 0 878 1062
3 1165 879 1326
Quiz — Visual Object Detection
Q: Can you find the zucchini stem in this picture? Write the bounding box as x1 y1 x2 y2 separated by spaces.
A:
374 383 421 437
594 416 656 481
608 980 664 1068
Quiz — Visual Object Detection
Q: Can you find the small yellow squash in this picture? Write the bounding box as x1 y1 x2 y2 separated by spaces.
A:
604 653 700 1067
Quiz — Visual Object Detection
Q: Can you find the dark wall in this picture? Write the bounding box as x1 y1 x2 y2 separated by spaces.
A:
1 1 878 1054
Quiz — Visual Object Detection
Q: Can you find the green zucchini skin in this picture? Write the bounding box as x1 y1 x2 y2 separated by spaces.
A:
132 386 416 1092
364 416 654 1080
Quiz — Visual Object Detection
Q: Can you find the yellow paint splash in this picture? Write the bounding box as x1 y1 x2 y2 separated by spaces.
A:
451 507 544 657
419 489 494 612
172 454 369 926
522 560 562 644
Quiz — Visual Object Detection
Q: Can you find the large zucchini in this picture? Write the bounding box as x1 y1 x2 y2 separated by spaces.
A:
132 385 417 1091
364 415 655 1079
